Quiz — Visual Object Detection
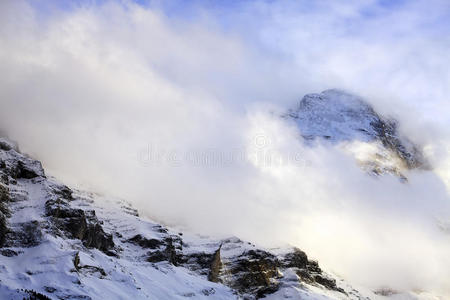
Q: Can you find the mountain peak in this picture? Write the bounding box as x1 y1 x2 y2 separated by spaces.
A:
284 89 426 176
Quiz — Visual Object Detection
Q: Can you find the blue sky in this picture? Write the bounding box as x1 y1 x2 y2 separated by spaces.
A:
25 0 450 51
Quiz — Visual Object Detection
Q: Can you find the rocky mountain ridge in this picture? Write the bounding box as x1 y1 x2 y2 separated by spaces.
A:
0 136 373 299
284 89 426 178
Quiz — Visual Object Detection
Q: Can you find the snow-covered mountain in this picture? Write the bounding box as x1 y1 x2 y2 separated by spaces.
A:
0 90 432 299
284 89 426 179
0 136 376 299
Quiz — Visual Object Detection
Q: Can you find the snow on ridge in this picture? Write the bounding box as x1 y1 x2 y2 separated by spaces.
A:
284 89 426 177
287 89 384 143
0 135 375 300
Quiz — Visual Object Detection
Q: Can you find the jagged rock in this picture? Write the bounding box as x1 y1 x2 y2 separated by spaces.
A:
0 212 8 247
306 260 322 273
13 161 40 179
282 248 308 269
370 118 423 169
83 223 114 252
226 249 280 297
51 184 73 201
147 236 183 265
0 183 9 247
46 199 87 238
73 252 81 271
146 250 168 263
5 221 43 248
182 252 215 275
0 140 13 151
127 234 162 249
208 246 222 282
313 274 345 293
45 199 114 253
282 249 345 294
22 289 52 300
0 183 9 207
0 248 18 256
1 174 8 185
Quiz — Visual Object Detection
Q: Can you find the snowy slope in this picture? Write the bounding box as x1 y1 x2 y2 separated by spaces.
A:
0 87 435 299
0 136 380 300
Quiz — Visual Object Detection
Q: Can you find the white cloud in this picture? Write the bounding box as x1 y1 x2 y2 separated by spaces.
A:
1 0 450 296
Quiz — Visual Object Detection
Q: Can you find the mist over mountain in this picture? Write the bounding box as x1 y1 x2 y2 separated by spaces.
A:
1 0 450 299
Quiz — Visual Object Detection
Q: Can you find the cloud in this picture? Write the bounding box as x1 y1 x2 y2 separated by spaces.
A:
1 0 450 296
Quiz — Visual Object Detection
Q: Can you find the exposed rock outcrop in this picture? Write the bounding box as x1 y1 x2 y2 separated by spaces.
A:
0 183 9 247
208 246 222 283
225 249 280 298
45 198 115 254
5 220 43 247
146 236 183 266
284 249 345 293
127 234 163 249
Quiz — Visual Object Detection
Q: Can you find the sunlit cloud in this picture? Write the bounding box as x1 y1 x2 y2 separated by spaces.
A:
1 0 450 297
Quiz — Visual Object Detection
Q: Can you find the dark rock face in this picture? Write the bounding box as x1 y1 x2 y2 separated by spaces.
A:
282 248 345 294
313 274 343 292
45 199 115 254
147 236 183 266
126 230 202 270
0 212 7 247
13 161 40 179
6 221 43 247
282 248 308 269
0 140 13 151
135 234 348 299
0 248 18 257
83 223 115 252
208 247 222 282
0 183 9 247
227 250 280 298
370 118 424 169
0 149 45 182
46 199 87 238
22 289 52 300
183 252 215 276
0 137 115 253
51 184 74 201
201 246 347 297
0 183 9 210
127 234 162 249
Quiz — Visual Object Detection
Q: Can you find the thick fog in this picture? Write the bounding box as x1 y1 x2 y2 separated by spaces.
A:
1 0 450 296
